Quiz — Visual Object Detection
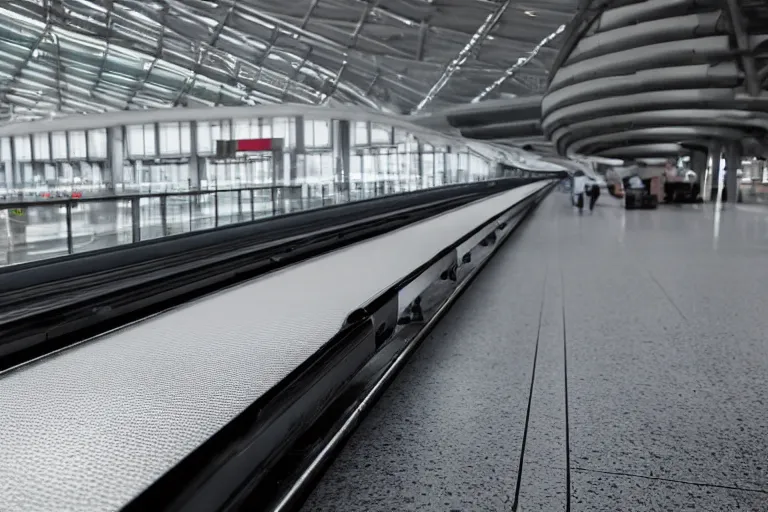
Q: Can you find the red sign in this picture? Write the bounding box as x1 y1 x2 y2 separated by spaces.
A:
236 138 274 152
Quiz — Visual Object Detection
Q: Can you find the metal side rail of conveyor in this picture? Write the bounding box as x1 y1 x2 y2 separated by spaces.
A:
0 178 543 371
0 179 557 512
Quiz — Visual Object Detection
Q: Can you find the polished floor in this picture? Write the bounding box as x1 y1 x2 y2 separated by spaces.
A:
304 192 768 511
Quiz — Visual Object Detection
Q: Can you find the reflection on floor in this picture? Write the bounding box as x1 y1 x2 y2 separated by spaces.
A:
303 192 768 511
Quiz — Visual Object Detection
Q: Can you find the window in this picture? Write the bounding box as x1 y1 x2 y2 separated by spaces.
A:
445 152 457 183
361 154 374 182
51 132 67 159
33 133 50 161
209 120 231 146
350 153 362 181
14 136 32 161
180 122 192 154
88 129 107 159
143 124 156 156
233 119 251 139
271 117 293 148
260 118 272 138
458 151 469 172
371 124 391 145
197 122 212 154
305 152 333 180
69 131 87 159
435 150 445 186
422 151 435 187
126 125 146 157
125 125 158 157
1 137 11 165
353 122 368 146
375 152 388 178
159 122 181 156
304 119 331 148
469 153 488 178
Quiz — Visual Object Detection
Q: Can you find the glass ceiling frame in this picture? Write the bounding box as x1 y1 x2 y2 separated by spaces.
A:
0 0 576 124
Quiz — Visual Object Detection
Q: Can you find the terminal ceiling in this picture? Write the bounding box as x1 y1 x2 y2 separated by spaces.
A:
0 0 576 124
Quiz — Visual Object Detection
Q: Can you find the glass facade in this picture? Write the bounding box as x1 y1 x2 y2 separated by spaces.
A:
0 116 495 198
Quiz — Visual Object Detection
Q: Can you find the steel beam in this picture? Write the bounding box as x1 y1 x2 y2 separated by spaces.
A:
724 0 760 96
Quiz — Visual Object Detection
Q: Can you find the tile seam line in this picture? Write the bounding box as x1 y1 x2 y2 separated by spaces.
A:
648 271 689 324
560 267 572 512
511 263 548 512
571 466 768 495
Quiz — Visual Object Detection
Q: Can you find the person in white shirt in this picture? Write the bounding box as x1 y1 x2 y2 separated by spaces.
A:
572 172 587 210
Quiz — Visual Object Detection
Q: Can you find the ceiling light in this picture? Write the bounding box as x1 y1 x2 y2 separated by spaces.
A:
524 10 536 17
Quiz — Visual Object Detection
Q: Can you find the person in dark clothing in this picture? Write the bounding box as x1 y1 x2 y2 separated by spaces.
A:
572 170 586 211
588 180 601 211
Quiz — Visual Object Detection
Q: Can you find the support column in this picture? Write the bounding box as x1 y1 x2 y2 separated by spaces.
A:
445 146 453 184
417 142 424 189
337 119 351 200
290 115 304 185
690 149 707 200
709 142 722 202
8 136 18 191
106 126 123 193
725 142 742 204
188 121 201 190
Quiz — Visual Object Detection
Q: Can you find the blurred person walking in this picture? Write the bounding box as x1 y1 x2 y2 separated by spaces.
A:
588 179 601 211
572 170 586 211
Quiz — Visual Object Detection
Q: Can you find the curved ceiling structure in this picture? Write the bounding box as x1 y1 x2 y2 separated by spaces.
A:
0 0 574 124
410 95 554 155
542 0 768 160
423 0 768 163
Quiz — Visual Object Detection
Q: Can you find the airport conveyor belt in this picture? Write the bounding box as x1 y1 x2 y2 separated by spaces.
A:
0 180 555 512
0 178 540 371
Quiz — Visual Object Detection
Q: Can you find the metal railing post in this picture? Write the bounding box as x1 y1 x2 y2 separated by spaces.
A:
237 189 243 221
214 192 219 227
271 187 277 216
131 197 141 242
160 195 168 236
65 202 74 254
250 189 255 220
188 194 193 232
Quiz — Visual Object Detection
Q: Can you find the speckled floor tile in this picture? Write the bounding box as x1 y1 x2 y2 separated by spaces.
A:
571 467 768 512
517 463 568 512
304 193 768 511
556 197 768 492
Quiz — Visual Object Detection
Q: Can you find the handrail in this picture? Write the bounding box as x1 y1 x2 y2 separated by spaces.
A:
0 172 558 268
0 185 288 209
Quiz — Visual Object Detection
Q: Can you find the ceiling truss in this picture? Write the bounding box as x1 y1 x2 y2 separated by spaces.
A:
0 0 576 123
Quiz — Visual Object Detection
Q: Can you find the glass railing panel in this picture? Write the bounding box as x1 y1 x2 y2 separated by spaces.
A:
305 185 322 211
71 199 133 254
165 195 194 236
138 196 165 241
215 190 241 227
253 188 273 220
1 204 71 265
285 185 304 214
190 192 217 232
239 190 254 222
